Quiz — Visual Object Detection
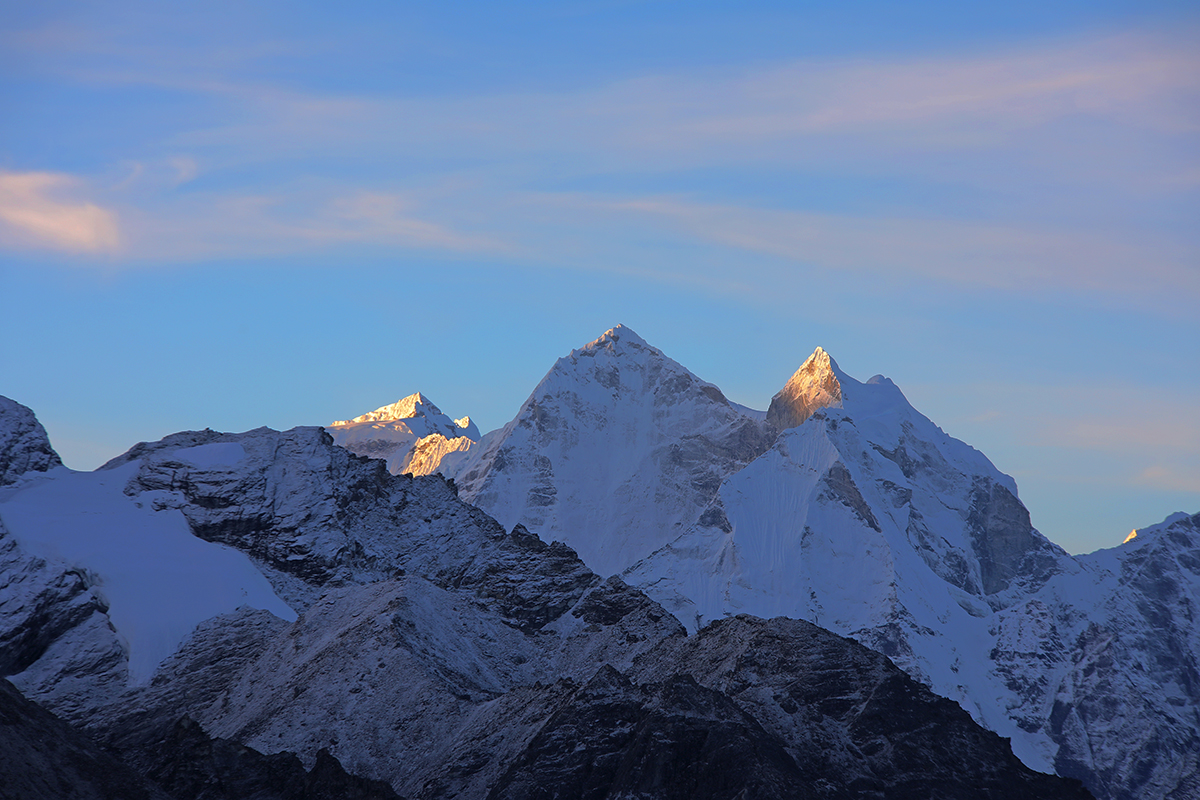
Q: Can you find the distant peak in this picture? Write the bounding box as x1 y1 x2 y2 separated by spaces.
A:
331 392 444 426
765 347 843 432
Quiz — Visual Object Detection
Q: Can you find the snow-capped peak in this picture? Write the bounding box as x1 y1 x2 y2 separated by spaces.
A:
324 392 479 476
452 325 772 578
330 392 443 426
765 346 844 432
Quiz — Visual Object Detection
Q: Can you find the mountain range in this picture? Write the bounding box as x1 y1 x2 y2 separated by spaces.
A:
1 327 1195 799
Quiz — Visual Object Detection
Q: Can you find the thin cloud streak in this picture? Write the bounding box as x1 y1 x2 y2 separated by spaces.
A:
675 34 1199 138
1134 466 1200 494
922 380 1200 455
0 171 121 253
5 24 1196 303
595 195 1200 303
118 188 507 262
146 30 1199 177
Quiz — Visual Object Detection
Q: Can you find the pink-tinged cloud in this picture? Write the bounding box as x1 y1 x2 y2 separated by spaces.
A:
1134 466 1200 494
665 34 1199 140
0 171 121 253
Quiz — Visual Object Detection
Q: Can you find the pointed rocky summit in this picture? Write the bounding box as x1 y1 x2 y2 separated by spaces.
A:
765 347 843 432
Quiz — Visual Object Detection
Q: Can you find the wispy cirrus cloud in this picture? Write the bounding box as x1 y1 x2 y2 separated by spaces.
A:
20 20 1192 180
115 28 1197 187
115 186 506 262
0 171 121 253
583 195 1200 303
4 22 1196 292
668 34 1198 139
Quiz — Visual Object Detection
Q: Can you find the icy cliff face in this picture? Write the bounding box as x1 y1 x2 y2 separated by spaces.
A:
325 392 479 476
454 325 773 579
0 395 63 485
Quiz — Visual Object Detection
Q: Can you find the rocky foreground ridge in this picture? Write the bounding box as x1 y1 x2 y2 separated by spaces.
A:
0 393 1096 799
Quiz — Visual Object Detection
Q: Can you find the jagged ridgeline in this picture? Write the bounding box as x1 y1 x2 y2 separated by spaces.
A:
0 326 1195 800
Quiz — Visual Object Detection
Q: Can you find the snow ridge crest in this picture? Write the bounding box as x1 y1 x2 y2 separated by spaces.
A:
578 324 653 356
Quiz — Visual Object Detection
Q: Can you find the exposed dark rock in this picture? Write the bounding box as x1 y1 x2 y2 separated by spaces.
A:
143 716 401 800
633 615 1094 800
0 396 63 485
820 461 881 532
488 666 816 800
697 502 734 533
1044 512 1200 800
114 426 601 629
967 479 1059 595
452 524 598 632
573 575 663 626
0 678 162 800
0 519 110 677
97 608 291 757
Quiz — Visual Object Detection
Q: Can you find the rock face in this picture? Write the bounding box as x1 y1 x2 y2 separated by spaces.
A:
0 395 62 485
141 717 402 800
0 677 161 800
629 616 1093 800
454 325 773 578
1025 511 1200 800
764 346 842 432
0 515 129 724
0 674 400 800
3 327 1194 800
626 358 1197 800
487 666 815 800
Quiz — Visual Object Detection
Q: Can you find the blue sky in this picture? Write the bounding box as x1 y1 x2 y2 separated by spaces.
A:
1 1 1197 554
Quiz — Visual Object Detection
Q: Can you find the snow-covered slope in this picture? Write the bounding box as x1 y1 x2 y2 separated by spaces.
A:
443 334 1197 800
624 348 1072 771
0 458 297 705
326 392 479 476
454 325 773 578
0 458 296 685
